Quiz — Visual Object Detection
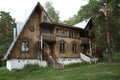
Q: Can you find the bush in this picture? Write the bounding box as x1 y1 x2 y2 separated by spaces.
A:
0 60 5 67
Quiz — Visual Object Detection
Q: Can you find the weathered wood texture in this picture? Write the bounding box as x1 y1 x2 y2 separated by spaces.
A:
8 5 94 60
8 10 42 59
55 26 81 58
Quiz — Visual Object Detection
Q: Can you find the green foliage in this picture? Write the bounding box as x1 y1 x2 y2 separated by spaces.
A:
62 0 120 62
0 54 120 80
63 0 120 53
45 1 60 23
63 0 103 25
0 11 15 65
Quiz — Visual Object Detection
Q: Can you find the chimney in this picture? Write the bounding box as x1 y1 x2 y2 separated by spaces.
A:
13 27 17 40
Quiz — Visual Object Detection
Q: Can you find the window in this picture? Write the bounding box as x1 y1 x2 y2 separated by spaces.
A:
60 43 65 53
56 29 59 36
72 43 77 53
43 15 47 22
73 32 75 38
60 41 66 53
41 27 51 34
67 30 69 37
56 29 61 36
69 31 72 38
21 41 29 52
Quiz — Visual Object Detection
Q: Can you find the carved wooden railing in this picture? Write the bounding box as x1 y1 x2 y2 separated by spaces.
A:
42 41 64 69
80 53 91 63
42 34 56 42
80 52 98 64
42 41 56 68
34 36 63 69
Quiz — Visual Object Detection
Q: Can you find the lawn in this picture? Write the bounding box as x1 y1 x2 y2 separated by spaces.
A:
0 54 120 80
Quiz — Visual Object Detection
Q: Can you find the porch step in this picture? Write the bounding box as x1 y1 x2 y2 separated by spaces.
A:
47 59 64 70
41 41 64 70
43 52 64 70
54 62 64 70
80 52 98 64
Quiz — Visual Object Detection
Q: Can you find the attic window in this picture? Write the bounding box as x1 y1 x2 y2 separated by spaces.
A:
43 15 48 22
21 41 29 52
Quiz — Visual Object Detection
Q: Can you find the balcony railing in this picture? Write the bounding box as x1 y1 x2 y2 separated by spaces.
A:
80 37 89 44
42 34 56 42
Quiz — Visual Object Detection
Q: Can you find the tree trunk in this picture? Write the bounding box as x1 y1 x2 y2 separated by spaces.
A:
108 49 112 62
106 31 112 62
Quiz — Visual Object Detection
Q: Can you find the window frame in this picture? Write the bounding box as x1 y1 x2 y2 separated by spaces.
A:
21 41 29 52
72 42 77 53
59 40 66 53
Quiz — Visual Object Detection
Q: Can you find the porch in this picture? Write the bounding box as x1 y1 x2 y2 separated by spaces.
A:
80 37 89 44
41 33 56 42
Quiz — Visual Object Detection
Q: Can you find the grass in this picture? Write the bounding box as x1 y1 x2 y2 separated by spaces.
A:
0 54 120 80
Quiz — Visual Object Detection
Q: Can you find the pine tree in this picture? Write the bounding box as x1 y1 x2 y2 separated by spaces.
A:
63 0 120 62
0 11 15 65
45 1 60 23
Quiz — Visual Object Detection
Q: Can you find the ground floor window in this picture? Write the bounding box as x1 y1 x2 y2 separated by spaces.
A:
21 41 29 52
60 40 66 53
72 43 77 53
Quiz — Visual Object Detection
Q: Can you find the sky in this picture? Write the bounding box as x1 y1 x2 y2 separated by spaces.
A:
0 0 88 22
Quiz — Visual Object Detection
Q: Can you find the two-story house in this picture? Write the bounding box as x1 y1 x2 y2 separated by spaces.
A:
4 2 98 71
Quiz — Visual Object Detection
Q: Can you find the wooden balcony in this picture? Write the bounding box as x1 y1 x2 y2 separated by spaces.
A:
80 37 89 44
42 34 56 42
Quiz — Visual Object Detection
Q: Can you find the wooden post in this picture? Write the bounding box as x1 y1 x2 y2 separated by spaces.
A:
89 39 92 56
40 36 43 61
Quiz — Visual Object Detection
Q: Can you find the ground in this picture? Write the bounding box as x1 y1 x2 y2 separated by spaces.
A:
0 54 120 80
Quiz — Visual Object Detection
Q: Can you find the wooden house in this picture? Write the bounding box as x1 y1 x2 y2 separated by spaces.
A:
4 2 99 71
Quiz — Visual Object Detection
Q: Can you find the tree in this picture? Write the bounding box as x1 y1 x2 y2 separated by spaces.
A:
0 11 15 66
85 0 120 62
45 1 60 23
63 15 78 25
63 0 120 62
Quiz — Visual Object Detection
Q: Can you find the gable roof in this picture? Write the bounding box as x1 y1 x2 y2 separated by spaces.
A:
73 18 91 29
4 2 52 60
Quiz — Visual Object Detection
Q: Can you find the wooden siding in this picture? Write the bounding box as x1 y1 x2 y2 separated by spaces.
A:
54 26 81 58
8 10 42 59
55 37 81 58
7 5 92 60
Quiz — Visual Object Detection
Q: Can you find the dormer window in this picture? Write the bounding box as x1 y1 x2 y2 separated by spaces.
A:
21 41 29 52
